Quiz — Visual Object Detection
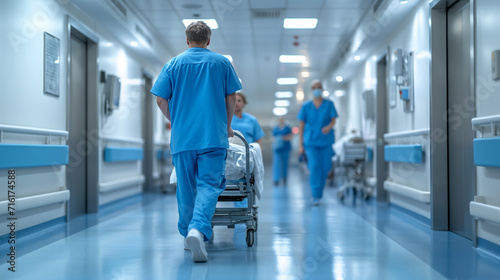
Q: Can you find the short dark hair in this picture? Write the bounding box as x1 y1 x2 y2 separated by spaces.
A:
185 21 211 44
236 92 247 104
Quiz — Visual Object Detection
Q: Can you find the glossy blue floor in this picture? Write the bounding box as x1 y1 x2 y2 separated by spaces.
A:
1 165 500 280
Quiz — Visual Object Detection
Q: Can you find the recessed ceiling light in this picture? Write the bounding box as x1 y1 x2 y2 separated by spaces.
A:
301 71 310 77
400 0 409 4
274 100 291 107
130 41 138 47
283 18 318 29
354 55 361 61
296 90 304 101
275 91 294 98
182 19 218 29
322 91 329 97
277 78 298 85
273 107 288 116
223 55 233 62
336 76 344 82
279 55 306 63
334 90 345 97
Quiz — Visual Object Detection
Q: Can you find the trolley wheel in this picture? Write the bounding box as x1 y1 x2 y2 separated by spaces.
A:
246 229 254 247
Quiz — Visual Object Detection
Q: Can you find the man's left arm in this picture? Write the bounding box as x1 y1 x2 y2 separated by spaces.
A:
156 96 171 122
226 93 236 137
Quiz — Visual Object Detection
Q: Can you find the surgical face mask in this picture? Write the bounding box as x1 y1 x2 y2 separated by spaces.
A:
312 89 322 98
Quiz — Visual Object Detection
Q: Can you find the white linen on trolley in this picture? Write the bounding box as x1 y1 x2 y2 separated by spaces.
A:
169 142 265 199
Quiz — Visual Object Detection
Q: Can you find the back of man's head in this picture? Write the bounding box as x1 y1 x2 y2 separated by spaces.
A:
185 21 211 44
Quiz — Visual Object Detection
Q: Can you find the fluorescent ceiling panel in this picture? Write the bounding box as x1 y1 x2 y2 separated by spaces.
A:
277 78 298 85
279 55 307 63
283 18 318 29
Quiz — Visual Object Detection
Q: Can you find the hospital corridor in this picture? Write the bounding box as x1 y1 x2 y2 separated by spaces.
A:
2 0 500 279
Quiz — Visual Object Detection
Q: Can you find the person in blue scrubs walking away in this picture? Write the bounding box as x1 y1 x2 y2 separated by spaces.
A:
297 80 338 206
231 91 265 145
231 91 264 207
272 117 293 186
151 21 241 262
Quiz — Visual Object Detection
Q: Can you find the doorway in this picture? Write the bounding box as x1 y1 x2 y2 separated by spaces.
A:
66 21 99 219
446 0 475 239
375 54 388 202
142 73 154 191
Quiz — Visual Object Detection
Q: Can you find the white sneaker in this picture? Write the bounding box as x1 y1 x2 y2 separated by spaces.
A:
185 229 208 262
184 239 189 250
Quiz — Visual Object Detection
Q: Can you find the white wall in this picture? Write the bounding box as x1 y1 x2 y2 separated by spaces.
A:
0 0 167 234
341 1 431 217
474 0 500 246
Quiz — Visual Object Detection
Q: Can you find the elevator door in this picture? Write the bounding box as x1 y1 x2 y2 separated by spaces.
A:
68 34 88 218
447 1 475 239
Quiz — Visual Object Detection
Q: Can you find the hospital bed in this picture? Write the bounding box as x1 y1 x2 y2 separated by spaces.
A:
212 132 262 247
336 142 372 201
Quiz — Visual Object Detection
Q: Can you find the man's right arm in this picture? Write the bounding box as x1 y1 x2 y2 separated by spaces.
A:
156 96 171 122
225 93 236 137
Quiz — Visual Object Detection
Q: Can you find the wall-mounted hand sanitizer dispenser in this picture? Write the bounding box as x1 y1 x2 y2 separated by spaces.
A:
492 50 500 80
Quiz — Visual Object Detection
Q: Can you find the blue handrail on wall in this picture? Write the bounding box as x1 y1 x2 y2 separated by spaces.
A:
384 144 423 164
156 149 171 161
367 147 374 162
473 138 500 167
0 144 69 169
104 147 143 162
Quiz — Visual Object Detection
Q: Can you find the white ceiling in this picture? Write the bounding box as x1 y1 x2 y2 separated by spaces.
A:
123 0 374 124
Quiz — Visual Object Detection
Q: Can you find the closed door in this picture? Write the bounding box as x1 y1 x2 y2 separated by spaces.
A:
447 1 475 239
375 55 388 202
67 34 88 219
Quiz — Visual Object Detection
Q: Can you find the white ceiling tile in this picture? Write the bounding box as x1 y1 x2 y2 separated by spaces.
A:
324 0 373 9
249 0 287 9
287 0 325 9
284 9 321 18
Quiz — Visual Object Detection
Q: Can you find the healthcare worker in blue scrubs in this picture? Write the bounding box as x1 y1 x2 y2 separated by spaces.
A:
231 91 264 207
272 117 293 186
297 80 338 206
231 91 265 145
151 21 241 262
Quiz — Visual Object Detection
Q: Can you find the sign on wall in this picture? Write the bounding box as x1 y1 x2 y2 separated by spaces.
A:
44 32 60 97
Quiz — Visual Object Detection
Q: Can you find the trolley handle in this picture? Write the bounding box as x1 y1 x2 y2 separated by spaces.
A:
232 131 251 190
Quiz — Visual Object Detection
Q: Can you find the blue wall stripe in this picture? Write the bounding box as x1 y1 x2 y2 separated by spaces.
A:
384 144 423 163
104 147 143 162
367 147 373 162
473 138 500 167
156 149 163 160
0 144 68 169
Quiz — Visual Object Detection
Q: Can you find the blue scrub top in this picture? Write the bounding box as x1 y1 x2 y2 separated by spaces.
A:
151 48 242 154
231 112 265 143
297 99 338 147
272 125 292 151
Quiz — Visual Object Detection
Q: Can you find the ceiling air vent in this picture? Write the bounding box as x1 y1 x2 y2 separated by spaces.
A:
107 0 127 18
251 9 283 19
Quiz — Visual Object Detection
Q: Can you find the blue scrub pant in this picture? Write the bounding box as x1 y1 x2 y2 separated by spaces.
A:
273 148 290 183
172 148 227 241
305 146 333 199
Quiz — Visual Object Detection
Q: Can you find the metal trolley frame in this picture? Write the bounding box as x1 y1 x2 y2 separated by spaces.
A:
211 132 258 247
